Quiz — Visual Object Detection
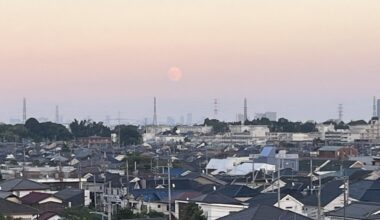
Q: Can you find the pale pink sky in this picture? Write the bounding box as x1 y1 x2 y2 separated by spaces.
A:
0 0 380 123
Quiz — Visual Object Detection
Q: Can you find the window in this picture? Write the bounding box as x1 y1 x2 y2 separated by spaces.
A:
157 205 161 208
286 207 293 209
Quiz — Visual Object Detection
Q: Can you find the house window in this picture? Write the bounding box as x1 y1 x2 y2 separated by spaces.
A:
286 207 293 209
157 205 161 208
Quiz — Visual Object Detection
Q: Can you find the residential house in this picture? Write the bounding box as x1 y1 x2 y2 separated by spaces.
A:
0 198 38 220
218 204 311 220
325 202 380 220
0 178 50 198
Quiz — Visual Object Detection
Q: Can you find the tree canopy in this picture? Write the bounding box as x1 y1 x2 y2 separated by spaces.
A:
114 125 142 146
69 119 111 138
182 203 207 220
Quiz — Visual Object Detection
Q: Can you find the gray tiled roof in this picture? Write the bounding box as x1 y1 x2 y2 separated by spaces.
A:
192 191 242 205
218 205 311 220
0 178 49 191
0 198 38 215
326 202 380 219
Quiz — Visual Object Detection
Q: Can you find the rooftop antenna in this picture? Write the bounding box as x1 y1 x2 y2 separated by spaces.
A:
244 98 248 122
338 104 343 121
55 105 60 123
22 98 27 123
153 97 158 126
373 96 377 117
214 98 218 119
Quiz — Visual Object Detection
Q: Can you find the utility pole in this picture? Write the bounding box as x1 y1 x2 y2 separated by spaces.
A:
168 157 172 220
277 156 281 208
93 174 97 211
310 158 313 191
108 181 112 220
343 176 349 220
317 175 321 220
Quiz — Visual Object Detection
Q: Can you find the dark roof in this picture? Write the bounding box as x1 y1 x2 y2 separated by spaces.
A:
38 211 60 220
217 185 260 198
21 192 56 205
0 198 38 215
0 191 15 199
192 191 242 205
0 178 49 191
301 180 343 207
55 188 83 201
319 160 356 172
247 193 287 206
326 202 380 220
298 159 328 173
350 180 380 203
218 205 311 220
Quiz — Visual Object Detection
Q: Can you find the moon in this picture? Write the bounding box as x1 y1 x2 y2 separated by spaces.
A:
167 67 183 82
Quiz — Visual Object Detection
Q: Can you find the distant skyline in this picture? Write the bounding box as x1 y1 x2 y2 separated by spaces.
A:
1 1 380 123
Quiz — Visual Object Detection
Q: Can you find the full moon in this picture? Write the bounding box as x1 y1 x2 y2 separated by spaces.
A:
167 67 183 82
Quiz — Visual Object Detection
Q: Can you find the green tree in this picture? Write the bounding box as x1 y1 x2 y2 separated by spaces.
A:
70 119 111 138
204 118 229 134
61 207 101 220
114 125 142 146
182 203 207 220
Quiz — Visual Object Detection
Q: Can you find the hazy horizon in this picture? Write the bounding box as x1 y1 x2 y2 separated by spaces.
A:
1 1 380 123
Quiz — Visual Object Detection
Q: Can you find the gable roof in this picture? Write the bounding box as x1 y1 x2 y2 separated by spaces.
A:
326 202 380 220
0 198 38 215
0 178 49 191
192 191 242 205
21 192 60 205
218 204 311 220
350 180 380 203
217 185 260 198
54 188 83 201
247 193 287 206
301 180 343 207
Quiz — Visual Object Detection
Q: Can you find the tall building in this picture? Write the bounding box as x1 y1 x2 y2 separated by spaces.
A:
186 113 193 125
243 98 248 121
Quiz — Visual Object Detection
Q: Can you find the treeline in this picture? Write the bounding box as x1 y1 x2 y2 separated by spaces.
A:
205 118 371 134
0 118 142 145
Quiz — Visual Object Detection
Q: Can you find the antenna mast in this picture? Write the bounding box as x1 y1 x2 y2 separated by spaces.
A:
214 98 218 119
244 98 248 122
338 104 343 121
373 96 377 117
23 98 27 123
153 97 158 126
55 105 60 123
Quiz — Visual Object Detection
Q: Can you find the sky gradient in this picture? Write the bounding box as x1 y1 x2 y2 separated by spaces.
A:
1 0 380 124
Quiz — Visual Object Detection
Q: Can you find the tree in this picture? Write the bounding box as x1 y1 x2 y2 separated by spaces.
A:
114 125 142 146
61 207 101 220
182 203 207 220
70 119 111 138
204 118 229 134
